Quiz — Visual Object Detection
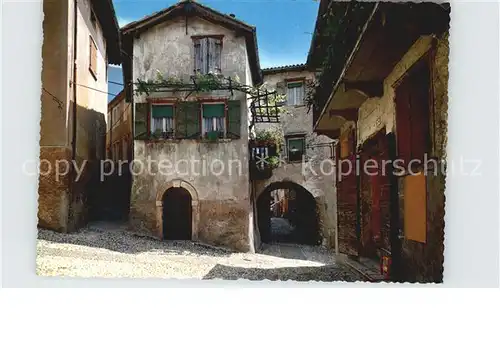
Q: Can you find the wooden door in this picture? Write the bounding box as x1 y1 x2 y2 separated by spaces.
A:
163 188 192 240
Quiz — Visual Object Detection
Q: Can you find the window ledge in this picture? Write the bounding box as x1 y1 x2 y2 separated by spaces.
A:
200 138 234 143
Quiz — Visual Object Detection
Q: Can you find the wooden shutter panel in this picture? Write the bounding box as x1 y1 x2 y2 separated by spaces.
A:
395 80 412 166
403 172 427 243
208 38 216 73
194 39 203 74
227 100 241 139
214 39 222 73
408 63 431 162
134 103 148 140
176 102 200 139
199 38 208 74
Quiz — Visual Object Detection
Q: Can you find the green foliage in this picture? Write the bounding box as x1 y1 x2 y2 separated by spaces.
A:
267 156 280 169
254 128 284 152
194 72 225 92
135 72 239 96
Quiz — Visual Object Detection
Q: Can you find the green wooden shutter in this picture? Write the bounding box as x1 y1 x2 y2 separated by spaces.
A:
134 103 148 140
227 100 241 139
176 101 200 139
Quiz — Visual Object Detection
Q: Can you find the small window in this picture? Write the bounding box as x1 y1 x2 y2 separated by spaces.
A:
194 37 222 75
89 36 98 79
202 103 226 138
90 10 97 30
286 81 305 106
151 105 175 137
286 136 305 162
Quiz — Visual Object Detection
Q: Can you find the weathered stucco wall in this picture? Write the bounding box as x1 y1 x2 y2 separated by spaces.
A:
38 0 71 231
74 0 108 162
38 0 110 232
69 0 109 229
133 16 250 90
355 33 449 282
129 16 253 252
253 70 337 248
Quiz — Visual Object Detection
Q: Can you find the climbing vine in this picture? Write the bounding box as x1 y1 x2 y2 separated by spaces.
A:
134 71 287 127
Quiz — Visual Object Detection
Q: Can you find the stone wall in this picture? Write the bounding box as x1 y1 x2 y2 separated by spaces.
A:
129 139 251 251
129 15 255 251
37 147 72 232
38 0 110 232
253 69 337 248
355 33 449 282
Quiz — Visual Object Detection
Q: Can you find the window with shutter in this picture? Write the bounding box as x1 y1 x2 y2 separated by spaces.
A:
286 81 305 106
151 105 174 136
286 135 305 162
193 37 222 74
202 103 226 138
89 36 97 79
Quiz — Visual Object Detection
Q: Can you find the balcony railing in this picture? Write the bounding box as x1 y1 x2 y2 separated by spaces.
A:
249 142 277 180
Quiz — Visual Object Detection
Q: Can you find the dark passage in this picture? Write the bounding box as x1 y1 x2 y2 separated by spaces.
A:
163 187 192 240
257 181 320 245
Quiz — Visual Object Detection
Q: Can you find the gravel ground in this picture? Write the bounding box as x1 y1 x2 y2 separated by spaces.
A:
36 223 365 282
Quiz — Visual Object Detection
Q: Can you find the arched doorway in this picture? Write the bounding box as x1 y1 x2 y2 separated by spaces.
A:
162 187 192 240
257 181 320 245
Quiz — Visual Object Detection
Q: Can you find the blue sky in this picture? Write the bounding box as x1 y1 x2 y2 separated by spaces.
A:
108 0 319 99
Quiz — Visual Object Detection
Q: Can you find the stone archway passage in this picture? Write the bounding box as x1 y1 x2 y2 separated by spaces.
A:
257 181 320 246
162 187 192 240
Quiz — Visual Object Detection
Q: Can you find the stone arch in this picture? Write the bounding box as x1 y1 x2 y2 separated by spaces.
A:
155 179 200 241
256 180 321 246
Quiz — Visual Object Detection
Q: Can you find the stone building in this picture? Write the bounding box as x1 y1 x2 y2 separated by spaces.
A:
95 89 134 221
107 89 132 162
308 1 450 282
120 0 262 251
38 0 121 232
252 64 337 250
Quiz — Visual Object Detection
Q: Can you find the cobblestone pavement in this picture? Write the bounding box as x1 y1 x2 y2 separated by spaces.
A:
36 223 366 282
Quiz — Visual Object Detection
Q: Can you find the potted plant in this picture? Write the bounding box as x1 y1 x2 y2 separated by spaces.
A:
252 129 283 156
206 130 219 141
